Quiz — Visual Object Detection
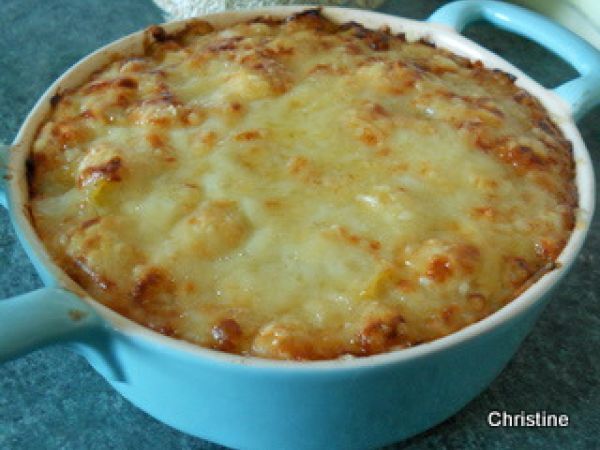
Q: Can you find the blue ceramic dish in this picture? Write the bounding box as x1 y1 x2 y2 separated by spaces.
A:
1 2 598 449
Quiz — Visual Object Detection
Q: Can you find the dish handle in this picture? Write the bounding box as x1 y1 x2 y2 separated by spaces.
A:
0 287 125 381
428 0 600 120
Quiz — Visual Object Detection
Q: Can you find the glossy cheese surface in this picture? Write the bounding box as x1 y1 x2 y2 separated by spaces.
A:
29 11 576 360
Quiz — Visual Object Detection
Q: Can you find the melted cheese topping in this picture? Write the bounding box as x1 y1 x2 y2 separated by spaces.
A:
29 11 576 360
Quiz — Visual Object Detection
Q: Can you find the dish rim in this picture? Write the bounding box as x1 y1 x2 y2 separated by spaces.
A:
6 5 596 370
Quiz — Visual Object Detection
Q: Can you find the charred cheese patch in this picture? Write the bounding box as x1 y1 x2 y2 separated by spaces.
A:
29 10 576 360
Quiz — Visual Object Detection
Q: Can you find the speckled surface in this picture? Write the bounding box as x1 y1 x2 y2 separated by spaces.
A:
0 1 598 449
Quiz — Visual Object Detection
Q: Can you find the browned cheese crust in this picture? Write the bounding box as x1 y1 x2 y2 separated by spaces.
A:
28 10 576 360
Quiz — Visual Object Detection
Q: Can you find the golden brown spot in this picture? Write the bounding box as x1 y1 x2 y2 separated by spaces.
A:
181 18 214 37
235 130 263 141
288 9 337 33
458 119 483 132
514 89 535 105
429 65 458 76
262 45 294 57
471 206 496 219
369 240 381 251
341 21 390 51
131 267 174 304
115 93 131 108
474 97 504 118
396 279 415 292
389 73 418 95
50 93 62 108
242 54 291 94
116 77 138 89
180 107 205 126
81 217 101 229
150 116 173 127
359 127 379 146
285 154 323 184
309 63 332 75
288 155 309 174
474 132 497 151
417 38 436 48
338 226 361 245
537 118 560 137
345 42 363 55
147 25 169 43
307 63 348 76
252 322 317 360
207 36 243 52
250 16 282 26
183 282 196 294
371 103 389 117
26 161 45 191
505 256 533 287
452 244 481 273
357 313 405 355
52 121 90 145
211 318 242 352
146 132 166 148
79 156 123 187
535 238 563 260
264 199 282 208
81 234 102 251
426 256 452 283
200 130 218 148
499 144 546 170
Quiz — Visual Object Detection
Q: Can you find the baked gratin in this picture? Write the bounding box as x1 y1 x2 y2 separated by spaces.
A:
28 10 576 360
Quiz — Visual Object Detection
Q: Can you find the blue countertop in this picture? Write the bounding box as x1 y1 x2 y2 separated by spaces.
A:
0 1 598 448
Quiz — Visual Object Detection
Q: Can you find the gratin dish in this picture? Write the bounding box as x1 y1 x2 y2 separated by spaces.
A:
0 1 598 449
